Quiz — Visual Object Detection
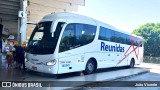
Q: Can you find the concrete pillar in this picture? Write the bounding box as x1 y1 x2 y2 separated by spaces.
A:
20 0 28 44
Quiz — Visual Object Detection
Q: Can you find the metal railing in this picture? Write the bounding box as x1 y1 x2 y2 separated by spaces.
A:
144 56 160 64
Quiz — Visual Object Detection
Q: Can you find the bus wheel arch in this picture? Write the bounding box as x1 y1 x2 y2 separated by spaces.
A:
83 57 97 75
129 58 135 68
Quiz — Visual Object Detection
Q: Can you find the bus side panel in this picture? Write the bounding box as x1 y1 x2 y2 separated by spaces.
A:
58 42 96 74
125 45 144 66
96 43 116 68
97 40 128 68
117 44 132 67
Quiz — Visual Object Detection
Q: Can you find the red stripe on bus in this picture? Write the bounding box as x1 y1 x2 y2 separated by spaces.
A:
130 39 139 60
116 40 142 66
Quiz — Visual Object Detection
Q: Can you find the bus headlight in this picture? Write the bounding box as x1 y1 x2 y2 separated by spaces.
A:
45 59 56 66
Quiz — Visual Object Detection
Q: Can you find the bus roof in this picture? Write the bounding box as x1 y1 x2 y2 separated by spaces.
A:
41 12 143 40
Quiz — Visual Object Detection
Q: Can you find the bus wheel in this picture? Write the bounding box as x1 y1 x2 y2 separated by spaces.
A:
129 58 135 68
84 60 96 74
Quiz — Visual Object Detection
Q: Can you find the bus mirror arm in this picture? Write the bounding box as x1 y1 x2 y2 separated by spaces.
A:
51 32 54 37
50 19 67 33
51 20 59 33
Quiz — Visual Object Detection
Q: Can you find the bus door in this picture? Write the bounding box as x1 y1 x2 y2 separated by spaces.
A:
58 22 97 74
58 23 83 74
58 50 82 74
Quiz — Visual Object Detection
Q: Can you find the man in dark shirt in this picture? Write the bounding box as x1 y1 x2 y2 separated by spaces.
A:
13 41 26 70
16 46 26 70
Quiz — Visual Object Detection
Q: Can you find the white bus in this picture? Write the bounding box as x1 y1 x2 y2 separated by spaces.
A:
25 12 144 75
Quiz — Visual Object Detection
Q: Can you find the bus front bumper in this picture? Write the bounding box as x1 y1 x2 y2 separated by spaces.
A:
25 61 57 74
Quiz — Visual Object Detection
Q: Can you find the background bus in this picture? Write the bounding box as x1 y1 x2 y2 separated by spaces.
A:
25 12 144 75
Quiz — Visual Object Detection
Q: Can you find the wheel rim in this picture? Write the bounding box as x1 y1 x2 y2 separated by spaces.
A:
130 60 134 67
87 62 94 73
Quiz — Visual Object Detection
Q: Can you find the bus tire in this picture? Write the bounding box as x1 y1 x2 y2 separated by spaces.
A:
129 58 135 68
84 59 96 75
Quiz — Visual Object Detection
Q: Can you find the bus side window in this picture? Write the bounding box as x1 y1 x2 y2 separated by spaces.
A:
98 27 107 40
98 26 112 41
59 24 75 52
126 35 131 45
81 24 96 45
59 23 96 52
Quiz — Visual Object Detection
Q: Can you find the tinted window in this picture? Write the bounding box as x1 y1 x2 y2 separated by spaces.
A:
99 27 113 41
126 35 131 45
121 33 127 44
114 31 121 43
59 23 96 52
98 26 143 47
114 32 126 44
98 27 106 40
131 36 143 47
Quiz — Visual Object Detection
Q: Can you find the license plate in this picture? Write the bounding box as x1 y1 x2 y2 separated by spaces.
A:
32 66 37 70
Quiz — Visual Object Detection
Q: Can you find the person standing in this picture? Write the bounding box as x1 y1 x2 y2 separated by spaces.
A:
4 44 9 52
12 41 19 68
2 38 7 53
3 44 9 59
17 44 26 70
21 42 27 70
6 51 13 68
22 42 27 51
8 43 15 52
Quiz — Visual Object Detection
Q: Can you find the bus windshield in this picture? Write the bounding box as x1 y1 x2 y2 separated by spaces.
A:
26 22 64 54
